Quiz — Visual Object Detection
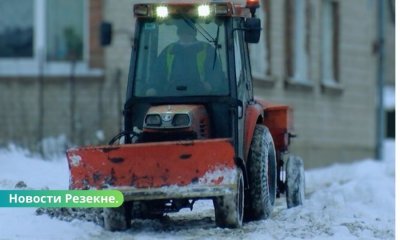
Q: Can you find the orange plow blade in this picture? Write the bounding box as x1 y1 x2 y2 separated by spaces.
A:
67 138 237 200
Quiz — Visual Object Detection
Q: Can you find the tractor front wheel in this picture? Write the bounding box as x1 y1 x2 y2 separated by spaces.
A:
103 202 132 231
213 168 244 228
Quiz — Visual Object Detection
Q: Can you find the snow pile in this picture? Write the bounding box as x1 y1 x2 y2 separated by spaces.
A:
0 145 69 190
39 135 69 160
270 144 395 239
36 207 104 226
0 141 395 239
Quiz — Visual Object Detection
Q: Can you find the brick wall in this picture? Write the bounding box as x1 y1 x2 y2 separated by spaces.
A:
89 0 104 68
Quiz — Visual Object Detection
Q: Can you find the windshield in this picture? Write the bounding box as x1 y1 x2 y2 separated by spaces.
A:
133 17 229 97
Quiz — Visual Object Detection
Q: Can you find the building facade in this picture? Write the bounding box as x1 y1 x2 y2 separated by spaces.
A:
0 0 394 167
250 0 395 167
0 0 114 154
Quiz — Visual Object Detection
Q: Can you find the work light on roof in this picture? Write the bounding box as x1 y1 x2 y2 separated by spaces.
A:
246 0 260 8
156 6 169 18
198 4 211 17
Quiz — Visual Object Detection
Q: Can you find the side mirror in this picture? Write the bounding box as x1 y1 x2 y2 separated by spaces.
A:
100 22 113 46
244 18 261 43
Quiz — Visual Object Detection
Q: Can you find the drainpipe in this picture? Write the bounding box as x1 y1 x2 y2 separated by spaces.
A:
38 49 45 157
70 59 77 145
375 0 385 160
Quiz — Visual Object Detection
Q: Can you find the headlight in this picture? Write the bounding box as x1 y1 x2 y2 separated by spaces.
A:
145 114 162 126
172 114 190 127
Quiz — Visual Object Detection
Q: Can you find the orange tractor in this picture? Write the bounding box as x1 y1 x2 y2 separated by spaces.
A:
67 0 305 231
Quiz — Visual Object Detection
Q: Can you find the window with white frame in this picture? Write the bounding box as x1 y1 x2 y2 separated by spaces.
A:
249 0 271 79
0 0 34 58
0 0 91 76
321 0 339 85
285 0 310 83
46 0 84 61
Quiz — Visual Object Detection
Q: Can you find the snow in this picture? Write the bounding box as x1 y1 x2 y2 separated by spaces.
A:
198 167 237 185
384 85 395 109
0 141 395 240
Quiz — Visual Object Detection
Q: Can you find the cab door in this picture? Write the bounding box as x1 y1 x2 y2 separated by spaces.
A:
233 18 253 161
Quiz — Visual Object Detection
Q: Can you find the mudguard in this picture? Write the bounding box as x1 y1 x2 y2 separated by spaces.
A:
255 98 294 152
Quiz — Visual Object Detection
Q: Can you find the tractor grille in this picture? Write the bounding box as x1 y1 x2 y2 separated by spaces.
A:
141 131 197 142
199 120 208 138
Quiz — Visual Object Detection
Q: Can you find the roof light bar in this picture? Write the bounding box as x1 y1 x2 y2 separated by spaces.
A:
133 2 236 18
156 6 169 18
198 4 211 17
215 4 229 15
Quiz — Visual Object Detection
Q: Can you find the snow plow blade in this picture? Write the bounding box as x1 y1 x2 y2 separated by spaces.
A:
66 138 237 200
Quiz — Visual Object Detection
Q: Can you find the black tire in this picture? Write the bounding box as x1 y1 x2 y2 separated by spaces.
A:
103 202 132 231
285 155 305 208
213 168 244 228
245 124 276 221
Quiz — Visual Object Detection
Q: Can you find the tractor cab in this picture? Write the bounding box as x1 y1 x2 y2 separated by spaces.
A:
118 1 262 157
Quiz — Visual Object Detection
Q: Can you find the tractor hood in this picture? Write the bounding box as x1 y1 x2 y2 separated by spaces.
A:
142 104 210 140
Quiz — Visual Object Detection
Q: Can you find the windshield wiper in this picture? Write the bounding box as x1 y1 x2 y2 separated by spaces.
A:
212 25 220 70
181 16 220 70
182 16 216 45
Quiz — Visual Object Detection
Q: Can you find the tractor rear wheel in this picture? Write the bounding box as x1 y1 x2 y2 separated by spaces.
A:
103 202 132 231
213 168 244 228
244 124 276 221
285 155 305 208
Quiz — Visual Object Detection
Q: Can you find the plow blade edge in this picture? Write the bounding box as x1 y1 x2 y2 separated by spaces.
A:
67 138 237 200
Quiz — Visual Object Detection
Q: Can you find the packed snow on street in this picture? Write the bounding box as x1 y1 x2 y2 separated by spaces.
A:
0 141 394 240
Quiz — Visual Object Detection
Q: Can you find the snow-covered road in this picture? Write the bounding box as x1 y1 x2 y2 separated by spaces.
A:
0 141 395 240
